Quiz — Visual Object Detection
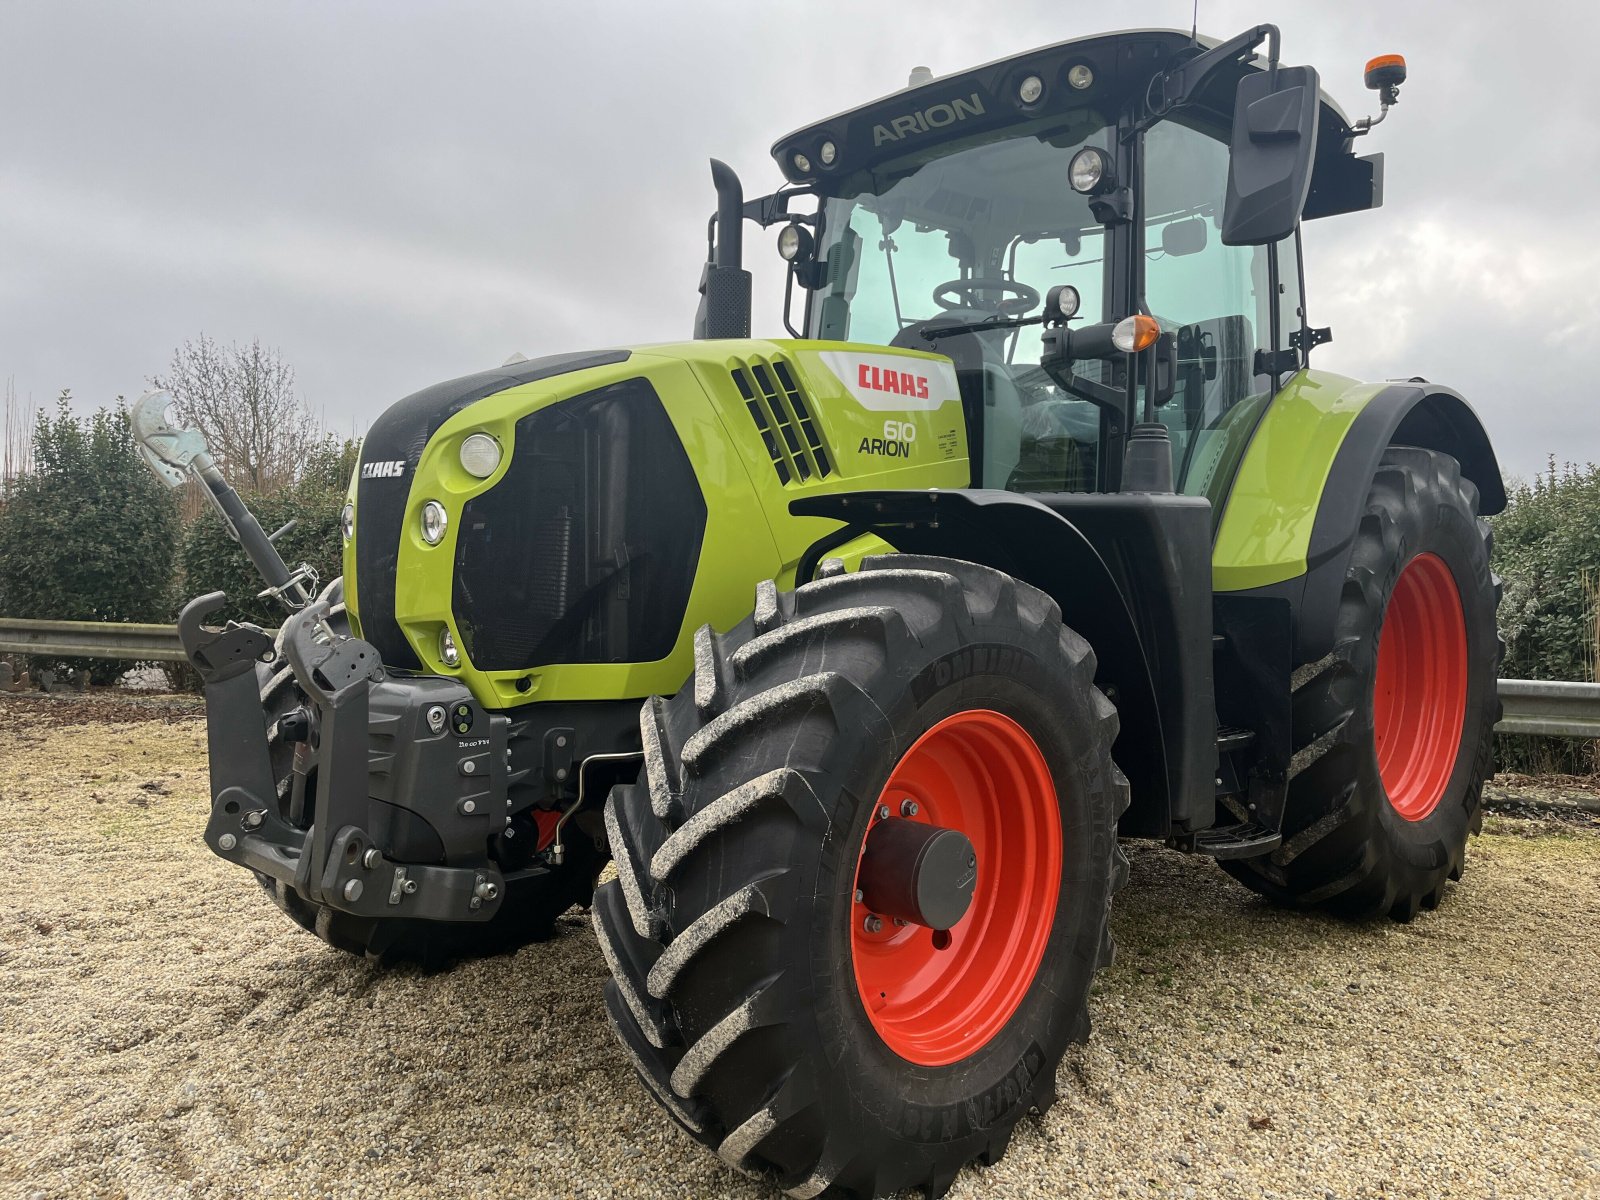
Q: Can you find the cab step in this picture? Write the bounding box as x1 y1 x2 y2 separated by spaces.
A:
1190 821 1281 859
1216 725 1255 753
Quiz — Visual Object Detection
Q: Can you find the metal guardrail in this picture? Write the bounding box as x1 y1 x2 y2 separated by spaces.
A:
2 616 1599 735
0 617 194 663
1495 679 1600 738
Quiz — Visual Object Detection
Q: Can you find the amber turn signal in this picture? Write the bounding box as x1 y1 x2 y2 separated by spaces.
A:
1112 314 1161 353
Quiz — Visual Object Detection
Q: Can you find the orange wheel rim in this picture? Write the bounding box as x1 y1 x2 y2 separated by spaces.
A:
1372 553 1469 821
850 709 1062 1066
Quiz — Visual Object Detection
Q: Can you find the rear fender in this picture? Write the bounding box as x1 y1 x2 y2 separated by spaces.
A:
792 489 1175 836
1214 373 1504 661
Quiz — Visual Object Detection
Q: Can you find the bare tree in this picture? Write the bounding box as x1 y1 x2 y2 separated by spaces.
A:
152 336 318 493
3 377 38 484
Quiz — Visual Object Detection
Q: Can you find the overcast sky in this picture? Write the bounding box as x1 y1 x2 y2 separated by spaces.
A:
4 0 1596 482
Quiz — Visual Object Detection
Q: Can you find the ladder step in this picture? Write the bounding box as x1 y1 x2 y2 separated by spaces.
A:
1191 821 1281 860
1216 725 1255 753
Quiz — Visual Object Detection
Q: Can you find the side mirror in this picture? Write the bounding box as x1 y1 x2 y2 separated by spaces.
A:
1161 217 1208 257
1221 65 1320 246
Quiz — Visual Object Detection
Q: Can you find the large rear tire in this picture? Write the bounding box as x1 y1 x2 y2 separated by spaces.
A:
594 556 1128 1198
251 586 600 963
1222 447 1501 920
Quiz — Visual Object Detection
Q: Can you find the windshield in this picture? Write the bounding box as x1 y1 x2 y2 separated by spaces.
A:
809 115 1113 348
808 116 1116 492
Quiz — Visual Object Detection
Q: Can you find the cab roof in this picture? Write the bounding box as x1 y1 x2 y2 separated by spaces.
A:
770 27 1378 222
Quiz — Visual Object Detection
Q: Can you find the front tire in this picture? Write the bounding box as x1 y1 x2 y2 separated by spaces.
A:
594 556 1128 1198
1223 447 1501 920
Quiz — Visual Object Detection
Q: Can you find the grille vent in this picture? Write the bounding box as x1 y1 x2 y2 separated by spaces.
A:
731 358 832 486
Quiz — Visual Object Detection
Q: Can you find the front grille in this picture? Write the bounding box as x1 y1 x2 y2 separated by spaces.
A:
731 357 832 486
452 377 706 671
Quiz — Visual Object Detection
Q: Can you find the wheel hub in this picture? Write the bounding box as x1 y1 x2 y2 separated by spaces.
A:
857 816 977 931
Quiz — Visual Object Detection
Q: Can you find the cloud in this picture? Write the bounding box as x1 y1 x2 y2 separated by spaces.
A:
3 0 1597 482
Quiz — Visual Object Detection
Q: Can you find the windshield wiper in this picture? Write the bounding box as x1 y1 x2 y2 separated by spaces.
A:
920 314 1047 340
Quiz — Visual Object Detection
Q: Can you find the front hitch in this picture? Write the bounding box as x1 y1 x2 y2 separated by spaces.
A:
179 592 507 923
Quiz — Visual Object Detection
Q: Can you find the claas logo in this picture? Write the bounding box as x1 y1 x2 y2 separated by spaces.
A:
858 364 931 400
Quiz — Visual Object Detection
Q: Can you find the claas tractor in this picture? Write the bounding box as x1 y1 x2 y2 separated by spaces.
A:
135 23 1502 1199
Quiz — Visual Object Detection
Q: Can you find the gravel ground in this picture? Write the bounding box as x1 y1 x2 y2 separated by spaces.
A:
1 693 1597 1200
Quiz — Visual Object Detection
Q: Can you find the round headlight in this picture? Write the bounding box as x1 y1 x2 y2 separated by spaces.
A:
818 140 837 166
459 433 501 479
792 151 812 175
439 627 461 668
420 500 448 545
1068 64 1095 91
1018 74 1044 104
340 501 354 541
1049 284 1081 320
777 222 814 262
1069 146 1112 195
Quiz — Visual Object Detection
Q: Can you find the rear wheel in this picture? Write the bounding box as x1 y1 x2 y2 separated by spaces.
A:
252 585 600 963
1222 447 1501 920
594 556 1128 1198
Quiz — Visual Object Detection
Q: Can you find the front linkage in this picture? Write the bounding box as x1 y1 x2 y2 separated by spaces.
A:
133 389 511 934
181 591 508 925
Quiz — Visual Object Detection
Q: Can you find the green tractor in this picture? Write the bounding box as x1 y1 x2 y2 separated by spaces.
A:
136 22 1502 1199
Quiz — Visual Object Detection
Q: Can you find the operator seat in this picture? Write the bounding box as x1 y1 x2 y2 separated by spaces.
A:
891 316 1024 488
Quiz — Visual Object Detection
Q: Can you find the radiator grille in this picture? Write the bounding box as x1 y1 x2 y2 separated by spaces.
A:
731 357 831 486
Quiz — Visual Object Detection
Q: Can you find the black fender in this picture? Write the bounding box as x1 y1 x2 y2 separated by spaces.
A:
1253 382 1504 662
792 488 1182 836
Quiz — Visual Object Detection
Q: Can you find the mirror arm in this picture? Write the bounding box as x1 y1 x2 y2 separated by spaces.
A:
1039 324 1129 436
1159 23 1281 112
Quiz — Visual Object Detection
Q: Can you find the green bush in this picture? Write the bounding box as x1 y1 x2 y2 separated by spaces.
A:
178 438 358 629
1490 460 1600 774
0 396 180 684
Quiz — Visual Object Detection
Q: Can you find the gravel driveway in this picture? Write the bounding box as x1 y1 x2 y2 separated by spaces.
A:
1 694 1596 1200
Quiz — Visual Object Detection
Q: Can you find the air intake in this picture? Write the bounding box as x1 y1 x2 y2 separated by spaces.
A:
731 358 832 486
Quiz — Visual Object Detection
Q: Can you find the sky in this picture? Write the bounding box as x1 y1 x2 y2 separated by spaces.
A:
4 0 1597 482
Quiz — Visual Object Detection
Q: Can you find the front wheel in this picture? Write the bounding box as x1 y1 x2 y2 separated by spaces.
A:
1223 447 1501 920
594 556 1128 1198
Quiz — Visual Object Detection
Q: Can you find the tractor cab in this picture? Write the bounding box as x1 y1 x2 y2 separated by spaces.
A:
701 26 1385 500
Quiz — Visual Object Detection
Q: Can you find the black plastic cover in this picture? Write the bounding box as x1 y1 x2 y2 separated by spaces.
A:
1222 65 1320 245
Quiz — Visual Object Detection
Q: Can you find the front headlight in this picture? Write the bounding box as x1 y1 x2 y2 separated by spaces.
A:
420 500 448 545
459 433 502 479
439 627 461 667
340 501 354 541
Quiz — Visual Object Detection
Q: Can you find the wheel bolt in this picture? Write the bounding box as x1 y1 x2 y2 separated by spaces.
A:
863 914 884 934
854 889 865 903
876 805 891 820
900 800 918 817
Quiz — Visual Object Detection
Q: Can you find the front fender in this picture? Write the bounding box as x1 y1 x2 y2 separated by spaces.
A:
791 488 1176 834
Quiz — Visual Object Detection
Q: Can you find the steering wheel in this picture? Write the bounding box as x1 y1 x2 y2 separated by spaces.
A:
932 277 1041 316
